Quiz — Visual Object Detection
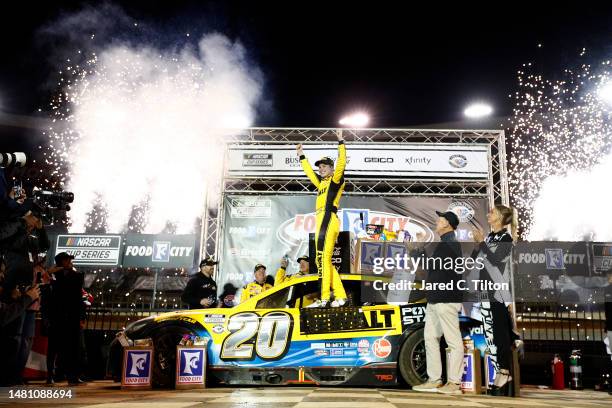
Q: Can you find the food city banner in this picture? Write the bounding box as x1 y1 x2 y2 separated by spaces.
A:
218 195 488 290
226 144 489 179
48 233 196 268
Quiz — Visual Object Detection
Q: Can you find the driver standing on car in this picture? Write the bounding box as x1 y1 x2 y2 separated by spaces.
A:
296 130 348 308
181 257 218 309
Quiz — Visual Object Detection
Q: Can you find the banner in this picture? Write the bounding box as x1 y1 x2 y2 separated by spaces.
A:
122 234 196 268
50 233 196 269
227 144 489 178
55 234 122 266
218 195 488 291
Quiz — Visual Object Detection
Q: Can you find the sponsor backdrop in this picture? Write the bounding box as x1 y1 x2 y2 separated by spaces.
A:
227 144 489 179
48 233 196 268
219 195 488 290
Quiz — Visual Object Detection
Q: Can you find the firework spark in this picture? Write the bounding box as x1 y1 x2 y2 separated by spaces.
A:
509 57 612 240
43 34 261 233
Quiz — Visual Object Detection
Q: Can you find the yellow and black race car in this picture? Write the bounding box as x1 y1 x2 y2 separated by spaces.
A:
110 273 484 387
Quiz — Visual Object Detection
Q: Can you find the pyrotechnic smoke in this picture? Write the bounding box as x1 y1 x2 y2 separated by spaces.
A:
41 5 262 233
509 57 612 240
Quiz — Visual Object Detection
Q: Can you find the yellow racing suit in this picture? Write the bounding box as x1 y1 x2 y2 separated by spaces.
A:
240 281 272 302
274 268 314 307
299 141 348 302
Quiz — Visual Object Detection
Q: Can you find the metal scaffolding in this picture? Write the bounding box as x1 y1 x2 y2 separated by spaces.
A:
201 127 508 259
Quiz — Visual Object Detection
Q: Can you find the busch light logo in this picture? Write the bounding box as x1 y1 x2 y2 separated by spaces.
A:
448 201 475 222
177 348 205 384
342 209 369 234
152 241 171 262
545 248 564 270
449 154 468 168
124 350 152 385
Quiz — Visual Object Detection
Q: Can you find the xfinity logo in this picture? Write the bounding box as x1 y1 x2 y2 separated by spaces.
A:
365 157 394 163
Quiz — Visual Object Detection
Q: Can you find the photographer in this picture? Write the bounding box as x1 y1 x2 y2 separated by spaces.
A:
45 252 86 385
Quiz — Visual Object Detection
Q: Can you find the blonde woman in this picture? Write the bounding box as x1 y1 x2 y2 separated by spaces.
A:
472 204 519 395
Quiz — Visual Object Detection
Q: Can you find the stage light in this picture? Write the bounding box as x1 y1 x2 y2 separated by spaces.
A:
339 112 369 127
464 103 493 119
598 82 612 106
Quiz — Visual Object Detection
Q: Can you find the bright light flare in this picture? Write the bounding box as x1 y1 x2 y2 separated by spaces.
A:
339 112 369 127
463 103 493 118
598 81 612 106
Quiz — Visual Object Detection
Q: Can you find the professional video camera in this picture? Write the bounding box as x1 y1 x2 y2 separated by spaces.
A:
31 188 74 223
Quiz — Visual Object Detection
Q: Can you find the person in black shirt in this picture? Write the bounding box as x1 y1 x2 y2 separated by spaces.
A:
46 252 86 386
413 210 464 395
181 257 218 309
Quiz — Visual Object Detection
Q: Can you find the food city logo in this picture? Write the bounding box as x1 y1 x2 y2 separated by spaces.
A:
229 197 272 219
276 209 433 246
177 349 205 383
448 154 468 168
242 153 273 167
124 350 152 384
124 242 194 262
517 248 586 269
448 201 475 223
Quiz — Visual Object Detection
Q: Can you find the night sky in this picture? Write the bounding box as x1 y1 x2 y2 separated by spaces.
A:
1 1 611 145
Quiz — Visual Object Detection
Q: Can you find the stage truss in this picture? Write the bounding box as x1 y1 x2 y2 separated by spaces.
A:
201 128 508 259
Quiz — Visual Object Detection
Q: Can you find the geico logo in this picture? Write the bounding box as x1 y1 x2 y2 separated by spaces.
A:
365 157 394 163
125 246 193 257
518 252 585 264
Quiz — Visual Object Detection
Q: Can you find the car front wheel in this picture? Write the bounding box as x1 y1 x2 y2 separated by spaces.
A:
151 326 194 388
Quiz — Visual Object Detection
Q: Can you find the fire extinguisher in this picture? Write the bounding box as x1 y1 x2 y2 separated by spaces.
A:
552 354 565 390
569 350 583 390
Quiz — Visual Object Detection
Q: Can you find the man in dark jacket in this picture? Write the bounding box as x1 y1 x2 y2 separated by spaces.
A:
46 252 85 385
413 210 464 395
181 257 218 309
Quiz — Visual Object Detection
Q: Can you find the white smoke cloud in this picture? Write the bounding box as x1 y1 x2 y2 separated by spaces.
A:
528 152 612 241
44 5 262 233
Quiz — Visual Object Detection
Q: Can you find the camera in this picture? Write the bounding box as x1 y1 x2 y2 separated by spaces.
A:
32 189 74 223
0 152 27 168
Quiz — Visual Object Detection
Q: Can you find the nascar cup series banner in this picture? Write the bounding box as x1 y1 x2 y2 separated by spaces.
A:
51 233 196 268
218 195 488 290
226 144 489 178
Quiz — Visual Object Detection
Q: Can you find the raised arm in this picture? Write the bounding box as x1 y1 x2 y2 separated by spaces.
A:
332 133 346 183
297 144 320 188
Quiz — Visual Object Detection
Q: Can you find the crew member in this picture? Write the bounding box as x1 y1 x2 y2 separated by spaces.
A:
181 257 218 309
296 131 348 307
275 255 309 284
240 264 272 302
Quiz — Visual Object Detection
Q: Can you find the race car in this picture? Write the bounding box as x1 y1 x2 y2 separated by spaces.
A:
109 273 485 387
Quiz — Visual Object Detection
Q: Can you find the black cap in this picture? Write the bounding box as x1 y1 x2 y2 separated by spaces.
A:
254 263 266 272
199 256 218 267
314 156 334 167
296 255 309 263
435 210 460 229
55 252 75 265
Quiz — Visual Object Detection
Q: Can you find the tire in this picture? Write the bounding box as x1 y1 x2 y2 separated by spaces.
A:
151 326 194 388
398 328 427 386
